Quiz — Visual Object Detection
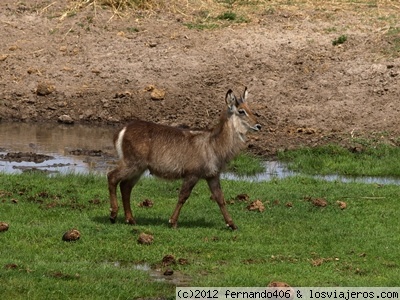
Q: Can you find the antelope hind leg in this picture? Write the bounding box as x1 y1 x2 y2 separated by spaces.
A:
107 168 121 223
120 176 140 225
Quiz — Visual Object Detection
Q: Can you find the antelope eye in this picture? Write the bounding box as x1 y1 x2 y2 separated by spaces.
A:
238 109 247 115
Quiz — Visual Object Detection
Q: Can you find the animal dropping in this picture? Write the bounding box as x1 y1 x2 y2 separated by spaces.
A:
312 198 328 207
137 232 154 245
139 199 154 207
0 222 9 232
247 200 265 212
62 229 80 242
337 201 347 210
107 88 261 230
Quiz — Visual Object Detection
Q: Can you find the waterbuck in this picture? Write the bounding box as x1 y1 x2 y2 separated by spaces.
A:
107 88 261 230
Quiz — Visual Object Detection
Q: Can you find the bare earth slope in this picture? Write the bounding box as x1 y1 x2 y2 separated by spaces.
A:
1 1 399 157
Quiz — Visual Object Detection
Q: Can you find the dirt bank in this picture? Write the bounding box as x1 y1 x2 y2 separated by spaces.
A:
1 1 399 158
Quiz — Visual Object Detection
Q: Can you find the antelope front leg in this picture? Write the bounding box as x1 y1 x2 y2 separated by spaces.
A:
169 176 199 228
207 176 238 230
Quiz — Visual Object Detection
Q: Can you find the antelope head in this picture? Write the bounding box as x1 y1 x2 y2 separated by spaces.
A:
225 87 261 141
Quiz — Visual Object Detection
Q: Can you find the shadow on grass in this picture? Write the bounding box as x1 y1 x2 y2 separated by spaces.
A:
92 215 217 229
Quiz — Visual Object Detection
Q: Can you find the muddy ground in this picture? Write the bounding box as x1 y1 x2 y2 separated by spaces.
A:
1 1 399 158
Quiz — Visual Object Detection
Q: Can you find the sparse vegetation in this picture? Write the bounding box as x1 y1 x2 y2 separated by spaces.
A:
332 34 348 46
127 26 140 32
325 26 337 33
217 11 237 21
384 26 400 57
63 0 400 37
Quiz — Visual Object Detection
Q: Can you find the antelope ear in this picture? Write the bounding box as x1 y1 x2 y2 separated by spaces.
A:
225 89 237 111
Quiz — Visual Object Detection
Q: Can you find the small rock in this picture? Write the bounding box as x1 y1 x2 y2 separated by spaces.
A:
163 269 174 276
58 115 74 124
36 81 55 96
0 222 9 232
114 91 132 98
297 127 316 134
150 88 165 100
138 232 154 245
144 85 155 91
62 229 80 242
0 54 9 61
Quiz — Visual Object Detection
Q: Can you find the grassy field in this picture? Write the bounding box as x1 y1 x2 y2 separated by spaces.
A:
278 143 400 177
1 164 400 299
2 1 400 298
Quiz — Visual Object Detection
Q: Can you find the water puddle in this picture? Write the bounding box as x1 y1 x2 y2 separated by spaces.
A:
134 263 192 286
1 122 400 185
223 162 400 185
104 261 191 286
0 122 116 174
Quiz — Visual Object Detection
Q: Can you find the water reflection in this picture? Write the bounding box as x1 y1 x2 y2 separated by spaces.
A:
0 122 116 174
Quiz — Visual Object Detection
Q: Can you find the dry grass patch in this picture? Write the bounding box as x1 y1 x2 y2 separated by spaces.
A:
63 0 400 26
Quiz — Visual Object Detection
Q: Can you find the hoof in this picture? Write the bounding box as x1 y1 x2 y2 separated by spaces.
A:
227 223 238 230
110 217 116 224
126 218 136 225
168 219 178 229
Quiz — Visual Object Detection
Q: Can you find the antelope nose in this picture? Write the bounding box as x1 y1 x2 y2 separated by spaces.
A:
255 124 261 131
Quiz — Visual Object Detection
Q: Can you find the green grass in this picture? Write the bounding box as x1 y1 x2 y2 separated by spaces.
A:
278 143 400 177
184 10 249 30
227 152 265 176
332 34 348 46
1 171 400 299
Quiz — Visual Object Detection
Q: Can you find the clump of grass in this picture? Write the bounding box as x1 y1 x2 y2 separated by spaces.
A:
217 11 237 21
278 143 400 177
332 34 347 46
325 26 337 33
184 10 249 30
91 0 160 10
228 152 264 176
127 26 140 32
384 26 400 57
184 22 219 30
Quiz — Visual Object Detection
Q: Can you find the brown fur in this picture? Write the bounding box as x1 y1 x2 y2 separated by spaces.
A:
107 88 261 230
